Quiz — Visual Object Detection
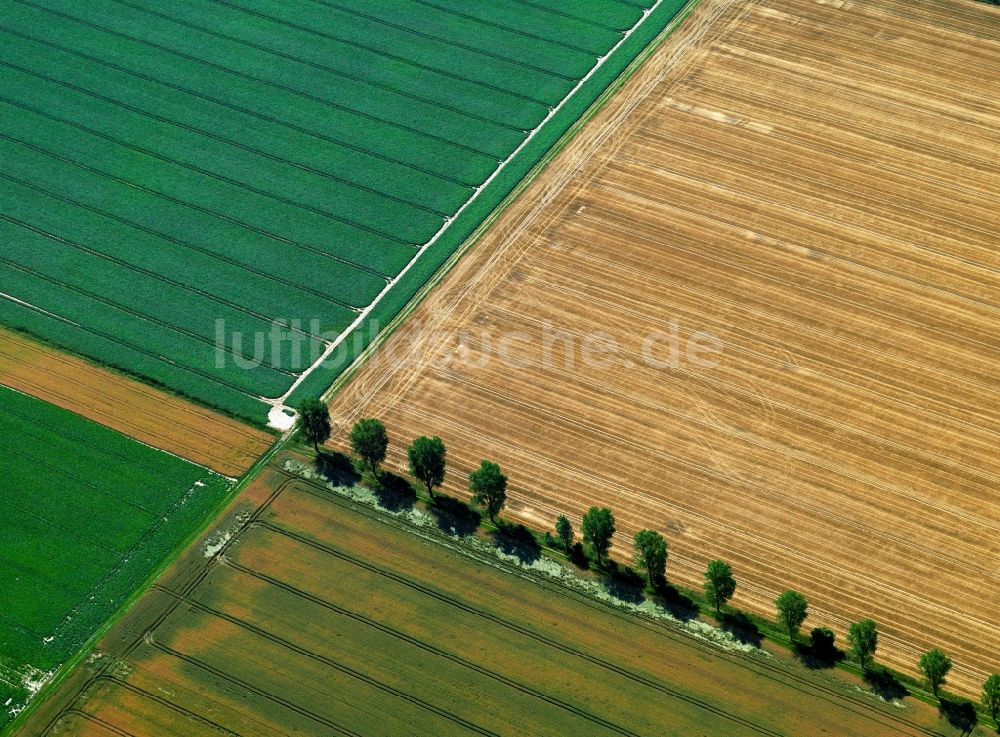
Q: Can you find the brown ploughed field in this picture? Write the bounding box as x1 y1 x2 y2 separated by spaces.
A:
0 327 273 476
14 454 972 737
325 0 1000 696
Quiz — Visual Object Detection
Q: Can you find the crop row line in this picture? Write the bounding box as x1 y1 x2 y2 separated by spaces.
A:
221 558 646 736
0 132 392 280
0 174 357 326
147 637 371 737
38 475 230 654
0 291 273 401
0 173 345 334
0 250 297 377
87 677 244 737
23 475 295 737
0 397 199 491
160 590 571 737
408 0 605 56
0 59 454 220
257 518 788 737
0 343 266 460
0 426 160 521
201 0 555 110
309 0 576 83
270 0 674 405
632 123 1000 266
0 24 477 190
16 0 504 161
0 171 362 317
0 91 425 248
0 535 112 608
116 0 532 136
66 710 149 737
693 58 998 173
0 605 53 644
507 0 638 32
592 178 1000 353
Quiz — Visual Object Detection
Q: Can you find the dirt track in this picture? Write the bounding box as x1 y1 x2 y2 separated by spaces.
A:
0 328 272 476
326 0 1000 695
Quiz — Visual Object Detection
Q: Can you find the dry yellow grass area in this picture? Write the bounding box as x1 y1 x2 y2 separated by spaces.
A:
0 328 273 476
327 0 1000 696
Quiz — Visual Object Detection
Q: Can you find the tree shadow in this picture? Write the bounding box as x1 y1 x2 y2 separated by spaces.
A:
655 582 699 622
372 471 416 513
492 522 541 564
599 562 645 604
430 495 481 537
720 610 763 647
793 640 845 670
863 665 910 702
939 697 978 736
567 542 589 569
315 450 361 487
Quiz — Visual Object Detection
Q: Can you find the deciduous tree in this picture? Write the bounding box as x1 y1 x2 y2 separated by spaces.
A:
349 418 388 479
918 648 952 698
774 590 809 642
581 507 615 566
633 529 668 587
703 559 736 614
555 515 574 552
469 460 506 523
847 619 878 670
407 436 446 498
297 398 330 452
982 673 1000 724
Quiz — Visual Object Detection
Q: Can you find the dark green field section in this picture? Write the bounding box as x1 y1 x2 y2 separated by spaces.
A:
0 0 687 423
0 385 231 727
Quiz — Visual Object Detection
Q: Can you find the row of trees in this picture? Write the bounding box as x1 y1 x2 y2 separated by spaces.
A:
297 402 1000 725
298 402 509 522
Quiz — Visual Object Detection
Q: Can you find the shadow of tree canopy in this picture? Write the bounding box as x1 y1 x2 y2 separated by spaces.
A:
492 522 541 564
315 450 361 487
601 577 645 604
794 641 845 669
430 495 481 537
594 562 644 604
656 583 699 622
720 610 763 647
939 697 978 736
372 471 416 513
863 665 910 702
567 542 589 569
794 629 844 669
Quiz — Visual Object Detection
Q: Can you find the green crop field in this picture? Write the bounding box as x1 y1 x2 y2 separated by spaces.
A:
0 0 689 425
0 385 231 727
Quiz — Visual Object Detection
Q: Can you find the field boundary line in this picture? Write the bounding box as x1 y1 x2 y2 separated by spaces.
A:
312 0 704 416
318 0 747 426
271 0 676 418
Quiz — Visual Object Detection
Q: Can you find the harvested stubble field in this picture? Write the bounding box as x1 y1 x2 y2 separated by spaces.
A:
0 385 231 727
14 456 969 737
326 0 1000 697
0 0 688 424
0 328 272 476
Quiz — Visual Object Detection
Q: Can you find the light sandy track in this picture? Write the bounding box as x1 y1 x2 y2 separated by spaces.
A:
0 327 272 476
326 0 1000 696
